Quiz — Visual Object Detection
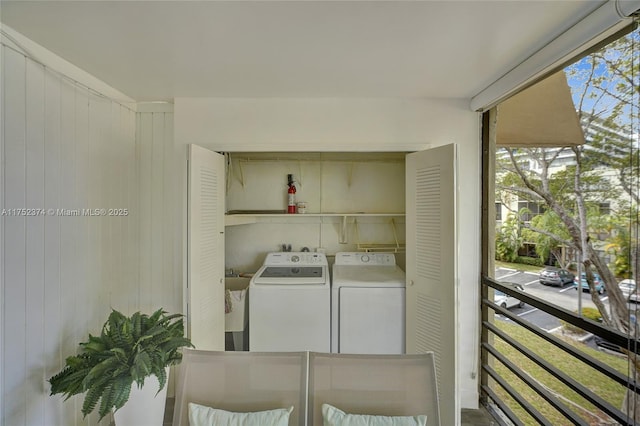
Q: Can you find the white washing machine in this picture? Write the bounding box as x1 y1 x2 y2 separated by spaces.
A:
332 252 406 354
249 252 330 352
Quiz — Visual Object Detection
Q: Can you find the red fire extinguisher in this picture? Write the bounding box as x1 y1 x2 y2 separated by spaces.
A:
287 174 297 214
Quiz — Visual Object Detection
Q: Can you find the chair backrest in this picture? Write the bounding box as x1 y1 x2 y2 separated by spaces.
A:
307 352 440 426
172 349 307 426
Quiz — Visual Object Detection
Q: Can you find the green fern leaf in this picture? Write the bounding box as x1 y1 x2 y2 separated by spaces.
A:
97 382 115 420
81 380 106 417
131 351 152 384
148 308 164 326
63 354 91 369
81 335 105 353
82 357 119 389
112 378 132 410
132 312 142 341
154 367 167 394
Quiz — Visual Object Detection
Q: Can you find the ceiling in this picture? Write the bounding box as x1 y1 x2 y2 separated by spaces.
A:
1 0 604 102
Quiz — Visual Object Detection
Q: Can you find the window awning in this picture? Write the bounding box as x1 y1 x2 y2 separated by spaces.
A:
496 71 585 147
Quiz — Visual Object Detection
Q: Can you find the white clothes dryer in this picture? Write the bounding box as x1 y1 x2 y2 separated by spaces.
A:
331 252 406 354
249 252 330 352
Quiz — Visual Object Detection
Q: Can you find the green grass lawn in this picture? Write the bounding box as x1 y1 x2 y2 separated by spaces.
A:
490 320 631 424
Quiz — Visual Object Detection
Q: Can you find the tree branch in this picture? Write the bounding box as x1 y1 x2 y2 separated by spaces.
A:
522 223 578 250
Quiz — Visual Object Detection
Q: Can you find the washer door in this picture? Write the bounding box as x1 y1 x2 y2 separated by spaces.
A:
339 287 405 354
250 285 330 352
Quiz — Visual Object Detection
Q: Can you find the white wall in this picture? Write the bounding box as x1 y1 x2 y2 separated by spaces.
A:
1 43 137 425
0 33 176 425
137 104 181 315
175 97 475 151
174 97 482 409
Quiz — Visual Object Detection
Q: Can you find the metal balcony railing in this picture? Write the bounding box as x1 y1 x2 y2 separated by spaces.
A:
481 276 640 425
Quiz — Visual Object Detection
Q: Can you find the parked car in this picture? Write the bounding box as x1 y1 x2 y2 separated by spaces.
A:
573 272 605 294
494 283 525 309
593 335 624 354
619 279 638 302
539 267 575 287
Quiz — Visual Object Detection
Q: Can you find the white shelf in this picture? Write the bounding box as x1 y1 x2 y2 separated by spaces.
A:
225 212 405 227
228 212 405 217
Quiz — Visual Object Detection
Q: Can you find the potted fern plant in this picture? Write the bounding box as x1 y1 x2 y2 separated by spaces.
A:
48 308 193 425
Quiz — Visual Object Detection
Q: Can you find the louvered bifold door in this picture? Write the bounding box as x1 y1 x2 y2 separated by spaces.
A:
188 145 225 351
405 144 457 426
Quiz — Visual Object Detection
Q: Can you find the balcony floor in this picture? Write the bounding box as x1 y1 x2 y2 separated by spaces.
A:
462 407 496 425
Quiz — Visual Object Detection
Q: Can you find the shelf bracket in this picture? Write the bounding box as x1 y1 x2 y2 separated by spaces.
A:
234 160 246 188
339 215 349 244
354 217 405 253
297 161 303 189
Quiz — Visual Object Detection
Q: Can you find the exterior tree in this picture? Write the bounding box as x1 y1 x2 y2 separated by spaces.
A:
497 29 639 420
568 31 639 285
495 213 522 263
496 147 625 327
604 208 634 278
521 210 572 268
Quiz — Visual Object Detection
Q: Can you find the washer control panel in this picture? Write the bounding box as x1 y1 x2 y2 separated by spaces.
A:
334 252 396 266
263 252 328 266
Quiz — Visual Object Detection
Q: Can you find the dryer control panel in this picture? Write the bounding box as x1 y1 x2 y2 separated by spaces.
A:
334 252 396 266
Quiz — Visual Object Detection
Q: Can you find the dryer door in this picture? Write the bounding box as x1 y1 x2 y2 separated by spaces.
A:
339 287 405 354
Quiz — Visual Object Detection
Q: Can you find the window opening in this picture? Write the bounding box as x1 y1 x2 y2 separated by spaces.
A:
483 19 640 425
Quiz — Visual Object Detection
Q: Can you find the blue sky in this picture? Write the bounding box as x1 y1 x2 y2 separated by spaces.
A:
564 29 639 135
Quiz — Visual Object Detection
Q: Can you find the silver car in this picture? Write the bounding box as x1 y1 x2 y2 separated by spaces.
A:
619 279 638 302
494 283 525 309
539 267 575 287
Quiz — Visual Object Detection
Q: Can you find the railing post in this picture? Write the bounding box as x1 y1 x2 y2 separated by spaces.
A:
480 109 496 406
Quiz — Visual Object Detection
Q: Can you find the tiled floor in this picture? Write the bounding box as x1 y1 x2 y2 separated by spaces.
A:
165 398 497 425
462 407 497 425
163 397 174 426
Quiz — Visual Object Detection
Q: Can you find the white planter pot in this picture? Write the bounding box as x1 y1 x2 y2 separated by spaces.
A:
113 368 169 426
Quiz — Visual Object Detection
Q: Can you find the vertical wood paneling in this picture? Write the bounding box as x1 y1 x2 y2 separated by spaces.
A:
106 100 118 321
24 57 46 426
91 95 105 329
108 103 121 310
3 47 27 426
136 110 178 315
1 44 181 426
151 113 165 310
110 105 127 313
127 108 138 314
115 105 128 312
2 44 138 426
87 93 100 338
89 94 108 333
89 93 110 426
163 115 178 314
43 70 63 424
58 77 80 425
138 113 153 312
73 90 90 426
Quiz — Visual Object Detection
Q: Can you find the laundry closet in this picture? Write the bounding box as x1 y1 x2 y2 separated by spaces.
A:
223 151 407 273
222 152 409 354
187 141 455 377
179 97 469 422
